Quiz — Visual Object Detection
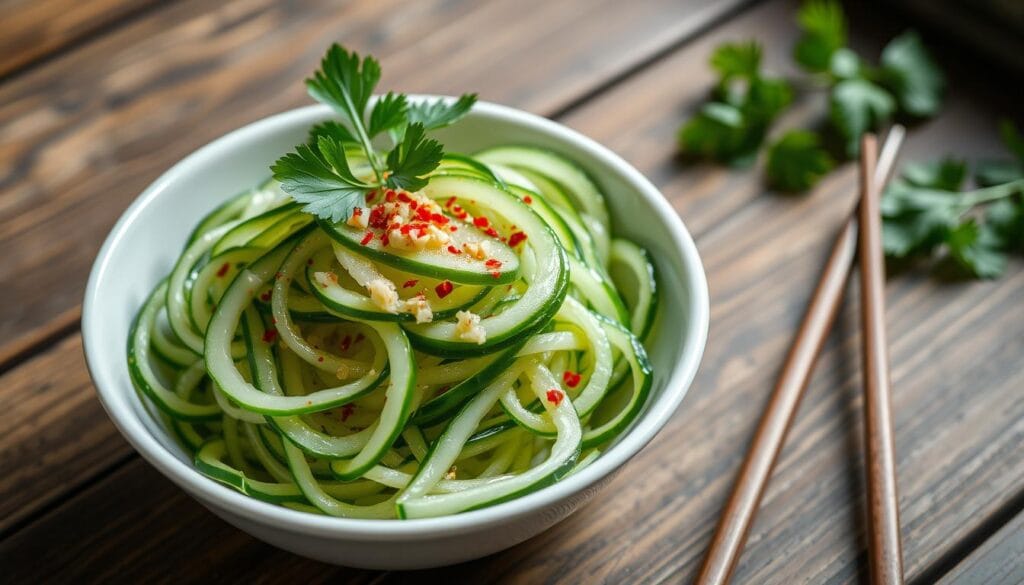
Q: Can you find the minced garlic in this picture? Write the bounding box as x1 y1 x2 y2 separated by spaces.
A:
367 278 400 313
455 310 487 344
404 295 434 324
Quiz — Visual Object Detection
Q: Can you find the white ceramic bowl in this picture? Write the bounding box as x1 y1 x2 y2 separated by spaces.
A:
83 98 709 570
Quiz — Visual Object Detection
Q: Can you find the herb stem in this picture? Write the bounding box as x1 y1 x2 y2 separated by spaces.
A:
958 179 1024 211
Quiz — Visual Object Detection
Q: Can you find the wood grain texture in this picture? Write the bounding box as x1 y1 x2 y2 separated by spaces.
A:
0 0 745 347
939 512 1024 585
3 0 1024 582
0 0 163 78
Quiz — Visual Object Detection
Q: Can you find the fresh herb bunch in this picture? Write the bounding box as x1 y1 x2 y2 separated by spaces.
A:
882 121 1024 279
678 0 944 192
272 44 477 222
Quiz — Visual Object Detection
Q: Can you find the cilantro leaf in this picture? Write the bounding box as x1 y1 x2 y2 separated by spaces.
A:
308 120 357 146
794 0 846 73
408 94 478 130
829 78 895 156
766 130 835 191
901 158 966 191
986 197 1024 252
879 31 944 117
385 122 443 191
272 135 372 223
678 102 755 163
710 42 762 81
945 219 1007 279
999 120 1024 161
881 179 961 257
746 77 794 121
368 92 408 138
975 160 1024 187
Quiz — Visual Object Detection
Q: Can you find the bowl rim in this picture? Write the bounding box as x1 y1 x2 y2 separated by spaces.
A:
83 98 709 539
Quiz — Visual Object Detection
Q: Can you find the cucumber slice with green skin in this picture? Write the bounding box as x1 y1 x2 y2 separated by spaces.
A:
396 357 581 519
435 153 503 184
187 189 252 246
128 280 222 421
568 255 630 326
504 183 581 260
188 246 264 335
411 342 524 427
608 239 659 341
581 314 652 449
401 175 569 357
205 229 396 415
318 190 521 286
476 146 610 230
239 308 381 459
211 202 301 256
306 235 490 322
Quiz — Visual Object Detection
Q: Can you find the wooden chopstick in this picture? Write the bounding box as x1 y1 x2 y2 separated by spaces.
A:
857 134 904 584
695 126 906 585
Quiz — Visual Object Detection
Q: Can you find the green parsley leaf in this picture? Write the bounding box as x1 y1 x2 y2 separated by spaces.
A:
766 130 835 191
945 219 1007 278
272 135 372 223
879 31 944 117
829 47 861 80
368 92 408 138
794 0 847 73
829 77 895 156
881 179 961 257
710 42 762 81
901 158 966 191
408 94 478 130
385 122 443 192
746 77 794 121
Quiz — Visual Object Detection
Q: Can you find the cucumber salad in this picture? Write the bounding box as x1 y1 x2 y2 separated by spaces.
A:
128 44 658 519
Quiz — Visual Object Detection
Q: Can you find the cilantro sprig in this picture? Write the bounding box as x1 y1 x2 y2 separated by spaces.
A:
882 123 1024 279
678 0 944 191
272 44 477 222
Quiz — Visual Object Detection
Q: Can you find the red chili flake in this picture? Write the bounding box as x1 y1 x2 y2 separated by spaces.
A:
381 232 390 246
385 189 397 202
437 385 451 396
563 371 581 388
435 280 453 298
473 216 489 228
352 206 363 217
366 190 377 203
397 192 412 203
546 389 565 406
261 329 277 343
368 206 387 229
431 213 448 224
317 356 325 363
216 263 230 277
402 279 419 288
508 232 527 247
416 207 432 222
340 403 356 422
259 291 271 302
340 335 352 351
307 258 314 266
523 196 533 204
447 245 461 255
490 271 502 279
485 227 500 238
360 232 374 246
449 225 458 232
485 259 502 268
400 224 413 235
445 197 457 208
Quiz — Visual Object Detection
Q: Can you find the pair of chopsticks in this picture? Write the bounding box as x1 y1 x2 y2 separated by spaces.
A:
696 127 907 585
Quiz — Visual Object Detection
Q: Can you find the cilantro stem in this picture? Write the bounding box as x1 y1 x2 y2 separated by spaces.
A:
958 179 1024 211
339 91 384 183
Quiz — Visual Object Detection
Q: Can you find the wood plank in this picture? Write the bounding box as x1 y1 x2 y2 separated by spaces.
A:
4 0 1023 582
939 512 1024 585
0 0 744 347
0 0 163 78
0 334 131 535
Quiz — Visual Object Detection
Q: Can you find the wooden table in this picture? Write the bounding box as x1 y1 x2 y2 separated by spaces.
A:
2 0 1021 582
